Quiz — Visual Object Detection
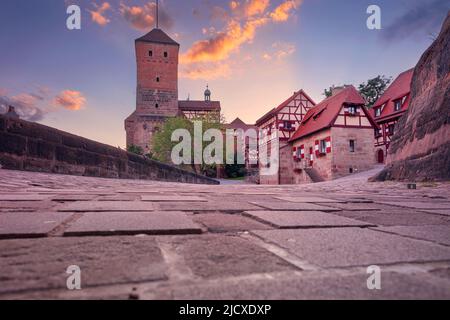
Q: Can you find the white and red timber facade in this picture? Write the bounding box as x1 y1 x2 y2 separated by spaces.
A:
370 68 414 163
125 28 221 153
255 90 316 184
289 86 378 184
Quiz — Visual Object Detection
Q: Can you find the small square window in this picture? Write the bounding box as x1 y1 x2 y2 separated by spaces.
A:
375 108 381 117
348 106 358 114
394 100 402 111
349 140 355 153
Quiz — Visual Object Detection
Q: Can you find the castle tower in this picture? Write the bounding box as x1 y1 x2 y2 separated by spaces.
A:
125 28 180 153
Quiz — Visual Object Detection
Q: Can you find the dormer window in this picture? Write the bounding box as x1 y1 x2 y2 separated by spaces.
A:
394 100 402 111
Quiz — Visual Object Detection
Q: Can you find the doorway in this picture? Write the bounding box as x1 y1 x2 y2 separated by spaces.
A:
377 149 384 164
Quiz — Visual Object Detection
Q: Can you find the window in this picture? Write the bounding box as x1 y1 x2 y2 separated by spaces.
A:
149 50 153 57
284 121 292 130
348 106 358 115
319 140 327 154
375 128 382 138
164 51 168 58
156 77 160 82
155 103 159 109
349 140 355 153
375 108 381 117
394 100 402 111
388 124 395 135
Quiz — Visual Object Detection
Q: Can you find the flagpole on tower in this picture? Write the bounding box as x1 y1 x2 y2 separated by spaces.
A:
156 0 159 29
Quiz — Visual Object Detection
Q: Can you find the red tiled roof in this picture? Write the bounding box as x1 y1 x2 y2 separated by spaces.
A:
289 86 369 142
178 100 221 112
136 28 179 46
255 90 316 125
370 68 414 121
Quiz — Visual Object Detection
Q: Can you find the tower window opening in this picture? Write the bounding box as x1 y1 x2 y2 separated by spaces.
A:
164 52 168 58
155 103 159 108
156 77 160 82
149 50 153 57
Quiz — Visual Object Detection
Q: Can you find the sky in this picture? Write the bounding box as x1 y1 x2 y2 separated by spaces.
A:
0 0 448 148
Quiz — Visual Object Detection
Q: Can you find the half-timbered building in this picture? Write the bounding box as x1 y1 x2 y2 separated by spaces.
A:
289 86 377 184
370 68 414 163
256 90 316 184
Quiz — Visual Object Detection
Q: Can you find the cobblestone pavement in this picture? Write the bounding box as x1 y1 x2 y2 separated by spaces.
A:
1 167 450 300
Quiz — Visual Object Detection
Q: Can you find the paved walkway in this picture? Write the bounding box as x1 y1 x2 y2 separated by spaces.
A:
1 168 450 299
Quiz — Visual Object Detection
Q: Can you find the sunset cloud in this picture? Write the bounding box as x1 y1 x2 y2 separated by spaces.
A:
0 93 46 121
54 90 86 111
270 0 302 22
119 2 173 31
180 0 302 79
89 2 111 27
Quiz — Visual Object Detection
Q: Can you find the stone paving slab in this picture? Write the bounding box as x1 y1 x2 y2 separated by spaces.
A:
192 213 272 233
58 201 155 212
249 201 340 212
374 225 450 246
141 195 207 202
167 271 450 300
158 235 297 279
156 201 261 212
321 202 391 211
332 209 450 226
64 212 203 236
375 201 450 210
243 211 373 229
0 236 167 295
274 196 345 203
0 212 74 239
418 209 450 217
0 194 50 201
51 194 98 202
252 228 450 268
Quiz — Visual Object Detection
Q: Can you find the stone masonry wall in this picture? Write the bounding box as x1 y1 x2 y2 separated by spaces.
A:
0 115 218 185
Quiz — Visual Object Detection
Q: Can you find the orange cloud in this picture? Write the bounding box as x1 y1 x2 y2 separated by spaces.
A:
89 2 111 27
231 0 270 18
270 0 302 22
119 2 173 31
54 90 86 111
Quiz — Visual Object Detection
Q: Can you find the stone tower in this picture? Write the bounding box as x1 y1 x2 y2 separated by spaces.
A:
125 28 180 153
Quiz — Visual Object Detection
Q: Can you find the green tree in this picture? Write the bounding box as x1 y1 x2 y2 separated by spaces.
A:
151 115 225 176
358 75 392 108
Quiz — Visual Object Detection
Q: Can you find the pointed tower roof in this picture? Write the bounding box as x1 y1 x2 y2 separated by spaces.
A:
135 28 179 46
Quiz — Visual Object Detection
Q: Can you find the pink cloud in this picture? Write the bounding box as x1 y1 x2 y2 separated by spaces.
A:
53 90 87 111
119 2 173 31
89 2 112 27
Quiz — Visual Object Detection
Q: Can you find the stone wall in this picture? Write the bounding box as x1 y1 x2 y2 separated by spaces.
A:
0 115 218 185
372 12 450 182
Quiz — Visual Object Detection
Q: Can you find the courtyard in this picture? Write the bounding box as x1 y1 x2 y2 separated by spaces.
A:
0 166 450 299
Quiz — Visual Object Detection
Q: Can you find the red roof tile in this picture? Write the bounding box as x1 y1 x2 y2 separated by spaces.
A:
370 68 414 121
289 86 369 142
178 100 221 112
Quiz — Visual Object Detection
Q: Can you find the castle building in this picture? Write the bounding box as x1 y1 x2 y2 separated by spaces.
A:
255 90 316 184
370 68 414 163
289 86 377 184
125 28 221 153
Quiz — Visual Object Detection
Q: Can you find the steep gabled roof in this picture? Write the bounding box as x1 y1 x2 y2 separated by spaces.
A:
289 86 367 142
370 68 414 120
136 28 179 46
178 100 221 112
255 90 316 126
